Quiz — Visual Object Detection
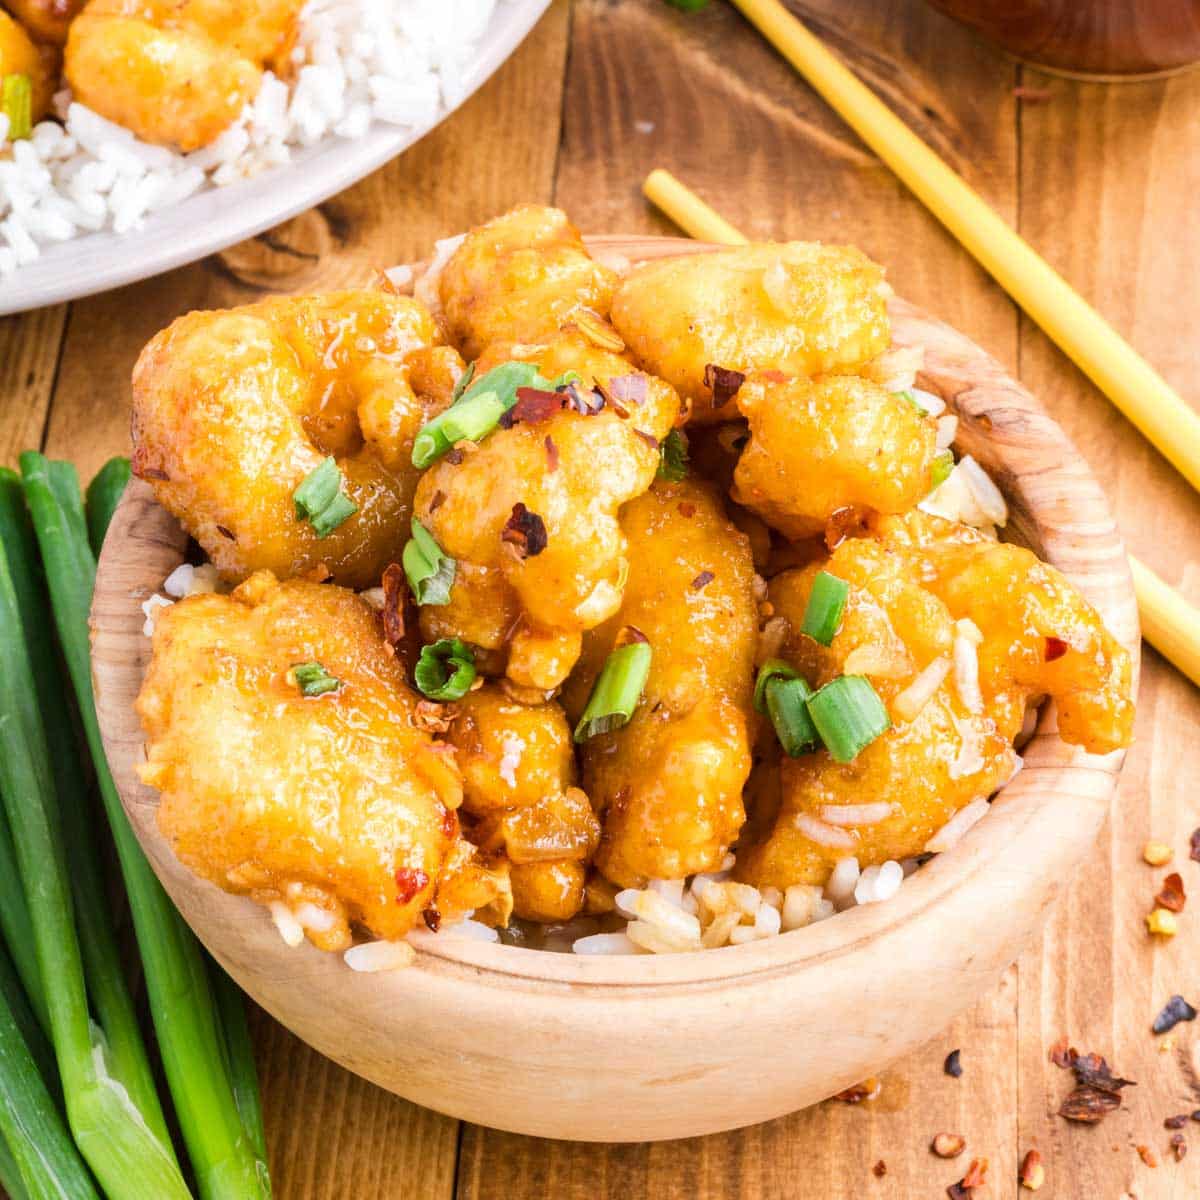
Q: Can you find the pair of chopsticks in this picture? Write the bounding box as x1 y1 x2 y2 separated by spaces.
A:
638 0 1200 690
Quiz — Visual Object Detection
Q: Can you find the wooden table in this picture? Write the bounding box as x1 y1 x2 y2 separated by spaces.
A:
3 1 1199 1194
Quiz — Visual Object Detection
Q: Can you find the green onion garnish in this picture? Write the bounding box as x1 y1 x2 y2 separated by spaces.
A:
930 449 955 490
765 675 819 757
573 640 652 743
806 675 891 763
657 428 689 482
293 457 358 538
291 661 340 696
414 638 476 701
666 0 709 10
450 360 476 403
1 75 32 142
411 362 564 468
800 571 849 646
753 658 800 714
402 519 455 605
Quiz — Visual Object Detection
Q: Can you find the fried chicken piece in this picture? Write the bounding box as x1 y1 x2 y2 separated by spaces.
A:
5 0 84 45
414 332 680 691
0 9 58 119
443 684 598 924
65 0 301 150
132 289 462 590
610 243 891 423
437 205 619 360
732 371 938 539
873 511 1135 752
563 478 758 887
136 572 498 949
736 538 1016 891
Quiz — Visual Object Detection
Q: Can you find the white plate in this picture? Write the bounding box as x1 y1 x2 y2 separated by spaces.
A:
0 0 550 316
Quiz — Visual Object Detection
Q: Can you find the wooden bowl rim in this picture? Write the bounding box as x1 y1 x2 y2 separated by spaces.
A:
92 234 1139 994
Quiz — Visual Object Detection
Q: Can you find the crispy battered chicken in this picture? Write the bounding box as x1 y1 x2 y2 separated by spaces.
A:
132 289 461 590
136 572 508 948
611 242 891 423
565 479 758 887
0 9 58 119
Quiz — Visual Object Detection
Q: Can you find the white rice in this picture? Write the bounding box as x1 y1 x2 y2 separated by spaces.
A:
343 939 415 972
0 0 506 276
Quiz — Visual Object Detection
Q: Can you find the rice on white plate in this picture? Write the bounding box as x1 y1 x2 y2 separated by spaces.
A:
0 0 506 276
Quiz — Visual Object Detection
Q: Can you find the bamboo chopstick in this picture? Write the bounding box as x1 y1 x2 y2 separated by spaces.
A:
726 0 1200 496
640 168 1200 689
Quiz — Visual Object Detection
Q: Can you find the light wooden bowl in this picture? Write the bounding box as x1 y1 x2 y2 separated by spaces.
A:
92 236 1138 1142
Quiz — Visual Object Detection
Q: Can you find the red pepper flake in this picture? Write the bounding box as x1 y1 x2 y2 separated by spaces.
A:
381 563 409 648
562 381 605 415
502 386 564 427
1136 1144 1158 1168
394 867 429 904
1056 1050 1135 1124
691 570 715 591
633 428 658 450
1155 871 1186 912
1044 636 1069 661
947 1157 987 1198
1071 1052 1136 1093
1191 827 1200 863
824 505 871 550
1165 1115 1190 1130
678 501 696 518
872 1160 887 1178
703 362 746 408
440 804 458 840
429 489 446 513
1170 1133 1188 1162
1049 1035 1073 1068
445 447 465 466
216 524 236 541
944 1048 963 1077
413 699 455 734
544 435 559 472
501 502 548 558
608 373 647 408
422 907 441 932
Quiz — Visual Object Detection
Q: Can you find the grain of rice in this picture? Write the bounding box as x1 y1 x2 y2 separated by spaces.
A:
728 924 763 945
440 917 500 943
892 655 951 722
781 884 823 931
952 626 984 715
925 797 990 853
701 910 743 949
343 939 415 972
793 813 857 850
294 902 336 933
948 715 986 779
141 593 173 636
820 802 894 827
826 857 861 909
935 414 958 450
626 919 699 954
754 903 781 936
572 932 642 955
359 586 386 610
268 901 305 948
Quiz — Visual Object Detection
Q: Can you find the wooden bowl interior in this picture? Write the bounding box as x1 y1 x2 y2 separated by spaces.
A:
90 236 1139 1136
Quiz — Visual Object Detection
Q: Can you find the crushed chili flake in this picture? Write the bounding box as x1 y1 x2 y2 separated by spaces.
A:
502 387 563 427
678 501 697 518
703 362 746 407
1019 1149 1044 1190
1171 1133 1188 1162
1060 1087 1123 1124
616 624 649 647
413 699 456 734
381 563 409 648
609 373 647 406
944 1048 963 1077
501 503 548 558
1165 1115 1190 1130
633 428 659 449
445 447 465 466
1071 1053 1136 1094
1152 995 1197 1035
216 524 236 541
825 504 871 550
691 570 715 591
947 1157 987 1198
1044 636 1069 661
440 805 458 840
422 907 441 932
544 434 559 471
1049 1036 1073 1068
932 1133 966 1159
1155 872 1186 912
563 381 605 415
394 867 429 904
872 1160 887 1178
1191 827 1200 862
429 489 447 513
1055 1050 1135 1124
1136 1144 1158 1168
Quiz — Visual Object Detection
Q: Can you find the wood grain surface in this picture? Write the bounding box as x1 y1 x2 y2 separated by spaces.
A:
3 0 1199 1194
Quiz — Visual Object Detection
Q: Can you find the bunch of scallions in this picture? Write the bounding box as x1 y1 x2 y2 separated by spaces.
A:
0 452 271 1199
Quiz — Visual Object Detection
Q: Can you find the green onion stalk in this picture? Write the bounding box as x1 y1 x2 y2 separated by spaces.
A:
0 468 168 1142
0 523 191 1199
19 453 271 1199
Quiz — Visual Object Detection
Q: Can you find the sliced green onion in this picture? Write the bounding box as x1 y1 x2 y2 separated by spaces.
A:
806 675 891 763
657 428 689 482
450 360 476 403
574 641 652 743
894 388 921 414
293 457 358 538
402 519 455 605
753 657 800 714
800 570 849 646
666 0 709 9
85 455 131 556
765 675 819 757
930 449 955 490
292 661 340 696
414 638 476 701
1 75 32 142
411 361 569 468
